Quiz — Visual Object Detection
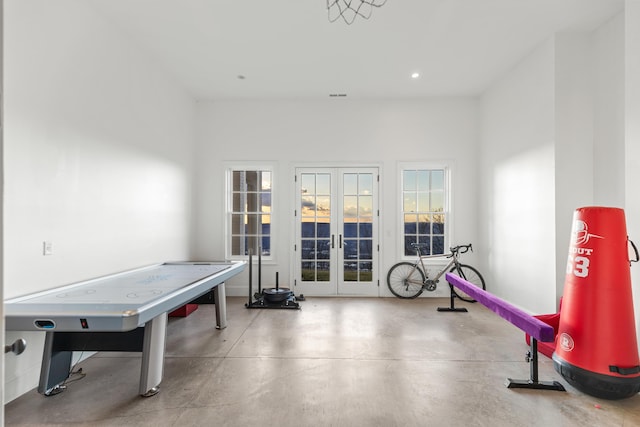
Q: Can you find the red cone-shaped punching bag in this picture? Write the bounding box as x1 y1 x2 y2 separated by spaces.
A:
553 207 640 399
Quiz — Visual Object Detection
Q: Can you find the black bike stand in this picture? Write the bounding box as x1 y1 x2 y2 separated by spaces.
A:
437 285 468 312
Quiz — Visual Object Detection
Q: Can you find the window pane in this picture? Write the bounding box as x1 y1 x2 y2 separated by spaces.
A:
433 220 445 235
232 171 243 191
261 172 271 191
261 193 271 213
231 214 244 234
404 214 417 234
403 170 416 191
417 170 430 191
418 215 431 234
431 190 444 212
404 236 417 256
403 193 416 212
431 170 444 189
417 192 429 212
433 236 445 254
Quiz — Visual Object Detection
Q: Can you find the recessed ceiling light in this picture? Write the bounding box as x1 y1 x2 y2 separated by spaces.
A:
411 72 420 79
237 75 246 80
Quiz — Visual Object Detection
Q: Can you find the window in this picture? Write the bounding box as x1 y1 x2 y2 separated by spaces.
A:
401 168 447 256
227 168 272 257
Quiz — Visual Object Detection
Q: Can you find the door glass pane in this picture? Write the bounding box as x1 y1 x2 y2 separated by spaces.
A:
342 173 373 283
301 173 332 283
343 174 357 195
359 174 373 195
359 196 372 217
301 174 315 195
317 195 331 216
317 219 330 238
343 196 357 219
317 174 330 195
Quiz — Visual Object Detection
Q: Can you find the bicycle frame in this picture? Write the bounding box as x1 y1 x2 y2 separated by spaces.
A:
413 252 456 283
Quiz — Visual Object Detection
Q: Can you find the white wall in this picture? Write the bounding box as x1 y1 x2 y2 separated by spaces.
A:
593 14 626 207
3 0 196 402
479 38 557 313
480 13 632 318
1 0 5 422
554 33 595 301
193 98 480 297
626 0 640 349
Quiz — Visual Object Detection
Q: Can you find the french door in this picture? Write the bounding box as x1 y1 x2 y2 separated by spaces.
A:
294 167 379 296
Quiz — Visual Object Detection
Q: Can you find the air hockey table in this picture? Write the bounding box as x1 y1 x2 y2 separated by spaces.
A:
4 261 245 397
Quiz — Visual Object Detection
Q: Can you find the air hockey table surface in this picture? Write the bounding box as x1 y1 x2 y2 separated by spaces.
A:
5 261 244 332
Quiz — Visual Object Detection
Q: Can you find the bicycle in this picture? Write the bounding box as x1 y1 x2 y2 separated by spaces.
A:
387 243 486 301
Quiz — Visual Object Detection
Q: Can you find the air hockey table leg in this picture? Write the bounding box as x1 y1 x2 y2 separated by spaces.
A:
139 313 167 397
213 282 227 329
38 331 73 395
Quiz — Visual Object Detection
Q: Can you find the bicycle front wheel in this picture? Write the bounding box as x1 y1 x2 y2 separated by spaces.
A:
387 262 425 299
450 264 485 303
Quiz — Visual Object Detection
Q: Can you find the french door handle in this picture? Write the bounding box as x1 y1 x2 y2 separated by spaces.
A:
331 234 335 249
339 234 343 249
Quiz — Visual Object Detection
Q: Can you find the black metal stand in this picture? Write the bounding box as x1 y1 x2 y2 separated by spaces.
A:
245 249 300 310
506 338 566 391
437 285 468 312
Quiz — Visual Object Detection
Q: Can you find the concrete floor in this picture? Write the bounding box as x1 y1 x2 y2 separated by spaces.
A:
5 297 640 426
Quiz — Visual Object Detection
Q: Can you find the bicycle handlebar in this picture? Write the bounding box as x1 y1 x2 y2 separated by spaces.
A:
451 244 473 255
410 242 473 256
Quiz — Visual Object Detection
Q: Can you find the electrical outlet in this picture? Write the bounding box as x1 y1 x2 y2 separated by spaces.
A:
43 241 53 256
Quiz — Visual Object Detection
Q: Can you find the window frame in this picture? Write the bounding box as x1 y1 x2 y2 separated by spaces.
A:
398 162 451 260
225 164 275 261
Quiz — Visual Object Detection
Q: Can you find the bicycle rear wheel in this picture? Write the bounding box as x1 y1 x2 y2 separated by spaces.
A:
387 262 425 299
450 264 485 303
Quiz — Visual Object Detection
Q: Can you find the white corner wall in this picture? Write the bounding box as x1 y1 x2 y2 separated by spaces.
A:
553 33 595 301
3 0 196 403
480 15 628 316
593 14 626 207
625 0 640 349
479 38 557 313
193 98 480 297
